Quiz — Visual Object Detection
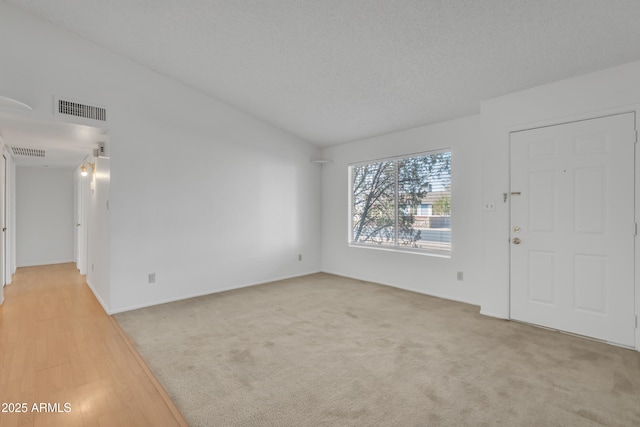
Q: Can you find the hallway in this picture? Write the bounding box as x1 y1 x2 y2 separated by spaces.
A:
0 263 187 426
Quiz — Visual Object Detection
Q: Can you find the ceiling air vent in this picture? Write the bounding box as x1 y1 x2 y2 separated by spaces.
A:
11 147 45 157
57 98 106 122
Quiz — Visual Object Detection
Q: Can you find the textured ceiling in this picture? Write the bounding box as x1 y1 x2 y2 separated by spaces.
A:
7 0 640 146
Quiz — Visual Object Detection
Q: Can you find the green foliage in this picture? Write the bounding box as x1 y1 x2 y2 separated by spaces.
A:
433 188 451 216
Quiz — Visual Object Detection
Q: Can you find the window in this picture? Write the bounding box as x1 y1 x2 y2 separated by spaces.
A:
349 150 451 256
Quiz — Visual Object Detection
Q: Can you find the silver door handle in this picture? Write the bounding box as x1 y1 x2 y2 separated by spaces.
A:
512 237 521 245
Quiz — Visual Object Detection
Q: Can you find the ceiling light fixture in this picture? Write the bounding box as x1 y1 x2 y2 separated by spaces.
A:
80 162 95 177
0 95 33 111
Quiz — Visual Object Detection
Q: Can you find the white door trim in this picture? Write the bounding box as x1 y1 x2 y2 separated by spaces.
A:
505 106 639 351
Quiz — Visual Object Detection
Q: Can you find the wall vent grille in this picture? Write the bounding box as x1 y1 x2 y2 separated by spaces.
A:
11 147 45 157
58 99 106 121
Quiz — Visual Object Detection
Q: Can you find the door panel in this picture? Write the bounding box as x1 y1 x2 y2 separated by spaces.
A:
510 113 635 347
527 250 556 305
573 254 606 313
528 170 556 232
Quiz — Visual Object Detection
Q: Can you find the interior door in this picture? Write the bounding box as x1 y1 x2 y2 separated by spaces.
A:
75 169 88 275
3 154 7 286
1 154 5 287
75 171 81 270
510 113 636 347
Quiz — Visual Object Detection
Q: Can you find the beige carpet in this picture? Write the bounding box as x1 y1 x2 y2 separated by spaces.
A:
114 273 640 426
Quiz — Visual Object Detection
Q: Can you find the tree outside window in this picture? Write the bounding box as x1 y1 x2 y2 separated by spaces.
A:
350 150 451 254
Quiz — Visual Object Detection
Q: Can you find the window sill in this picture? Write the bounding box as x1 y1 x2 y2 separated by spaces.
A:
348 243 451 259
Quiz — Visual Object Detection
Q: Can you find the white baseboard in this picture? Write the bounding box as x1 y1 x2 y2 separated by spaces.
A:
86 278 111 315
321 269 480 308
110 269 322 314
479 309 510 320
16 259 74 268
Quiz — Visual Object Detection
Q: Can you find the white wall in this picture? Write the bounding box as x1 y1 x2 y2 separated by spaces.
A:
321 115 483 305
16 167 74 267
480 60 640 347
0 2 321 312
85 155 111 310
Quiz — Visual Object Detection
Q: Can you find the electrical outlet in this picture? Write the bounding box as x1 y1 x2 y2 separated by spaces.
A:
457 271 464 281
298 254 302 261
148 273 156 284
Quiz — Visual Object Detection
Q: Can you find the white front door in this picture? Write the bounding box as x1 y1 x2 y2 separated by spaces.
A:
510 113 636 347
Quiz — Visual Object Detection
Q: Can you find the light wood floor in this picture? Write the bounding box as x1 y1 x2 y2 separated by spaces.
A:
0 263 188 427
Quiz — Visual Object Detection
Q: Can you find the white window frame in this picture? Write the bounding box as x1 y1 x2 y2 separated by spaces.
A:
348 149 451 257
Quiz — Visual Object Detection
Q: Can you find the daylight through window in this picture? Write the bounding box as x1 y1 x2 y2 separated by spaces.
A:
349 150 451 256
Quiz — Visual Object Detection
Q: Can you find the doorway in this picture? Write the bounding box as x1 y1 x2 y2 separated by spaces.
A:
509 112 636 347
0 114 109 308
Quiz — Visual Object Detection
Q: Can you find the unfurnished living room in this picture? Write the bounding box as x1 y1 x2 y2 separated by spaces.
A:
1 1 640 426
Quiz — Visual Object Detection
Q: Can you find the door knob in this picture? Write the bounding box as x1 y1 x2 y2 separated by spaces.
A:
512 237 521 245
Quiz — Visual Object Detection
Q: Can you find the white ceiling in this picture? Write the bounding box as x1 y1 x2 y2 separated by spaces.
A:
0 112 103 169
6 0 640 146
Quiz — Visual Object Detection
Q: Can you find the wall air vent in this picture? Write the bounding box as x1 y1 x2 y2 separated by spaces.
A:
57 98 106 122
11 147 45 157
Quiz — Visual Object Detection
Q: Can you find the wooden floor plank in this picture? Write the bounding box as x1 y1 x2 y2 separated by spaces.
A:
0 264 188 427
